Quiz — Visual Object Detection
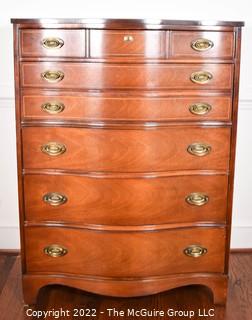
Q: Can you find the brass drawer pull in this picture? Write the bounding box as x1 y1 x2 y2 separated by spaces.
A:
187 143 211 157
44 245 68 257
190 71 213 84
41 142 66 156
43 192 67 206
184 245 207 258
186 192 209 206
123 35 134 42
41 102 65 114
191 38 214 51
189 103 212 115
42 37 64 49
41 70 64 83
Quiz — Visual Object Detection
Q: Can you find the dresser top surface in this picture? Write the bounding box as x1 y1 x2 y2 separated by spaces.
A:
11 18 244 28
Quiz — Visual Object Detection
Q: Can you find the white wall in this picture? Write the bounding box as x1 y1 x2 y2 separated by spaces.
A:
0 0 251 249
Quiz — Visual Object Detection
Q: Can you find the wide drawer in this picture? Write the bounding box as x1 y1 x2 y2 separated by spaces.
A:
24 174 228 225
25 226 226 277
20 29 85 57
21 91 232 122
22 127 231 171
89 30 165 58
20 62 233 90
170 31 234 59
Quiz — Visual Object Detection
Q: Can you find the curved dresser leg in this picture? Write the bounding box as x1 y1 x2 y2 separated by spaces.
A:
209 277 228 305
22 277 43 305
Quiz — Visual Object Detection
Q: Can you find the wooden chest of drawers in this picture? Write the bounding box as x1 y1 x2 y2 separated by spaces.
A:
11 18 244 305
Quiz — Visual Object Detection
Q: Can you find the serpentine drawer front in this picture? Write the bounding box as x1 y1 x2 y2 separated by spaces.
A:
22 126 231 171
24 174 228 225
12 18 244 305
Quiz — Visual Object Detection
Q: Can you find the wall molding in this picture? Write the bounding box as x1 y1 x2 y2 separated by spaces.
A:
0 249 20 255
0 97 14 109
0 226 20 249
0 96 252 110
231 226 252 249
239 99 252 110
231 248 252 253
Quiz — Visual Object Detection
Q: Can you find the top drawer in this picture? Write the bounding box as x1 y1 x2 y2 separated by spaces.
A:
20 29 85 57
89 30 165 58
170 31 234 60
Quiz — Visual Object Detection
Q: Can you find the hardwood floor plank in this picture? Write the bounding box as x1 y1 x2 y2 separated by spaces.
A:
0 250 20 256
0 256 26 320
226 254 252 320
0 255 16 295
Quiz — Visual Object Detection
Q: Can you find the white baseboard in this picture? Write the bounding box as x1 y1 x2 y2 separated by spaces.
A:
0 226 20 249
231 226 252 248
0 225 251 250
0 97 14 109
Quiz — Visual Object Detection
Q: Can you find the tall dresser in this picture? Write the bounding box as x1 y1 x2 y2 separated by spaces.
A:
12 18 244 305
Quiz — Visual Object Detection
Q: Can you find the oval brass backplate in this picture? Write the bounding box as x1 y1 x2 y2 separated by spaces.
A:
41 142 66 156
184 245 207 258
189 103 212 115
186 192 209 206
41 70 64 83
187 143 211 157
42 37 64 49
44 245 68 257
190 71 213 84
191 38 214 52
41 102 65 114
43 192 67 206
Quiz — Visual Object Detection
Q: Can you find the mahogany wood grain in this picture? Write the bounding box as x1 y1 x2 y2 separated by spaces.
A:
170 31 234 59
224 28 242 274
21 91 232 122
20 29 85 57
89 30 165 58
11 18 245 28
25 226 226 277
22 126 231 171
13 23 27 272
21 62 233 90
11 19 244 306
24 173 228 225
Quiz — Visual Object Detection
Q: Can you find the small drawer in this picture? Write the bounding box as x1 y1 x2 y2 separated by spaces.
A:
24 174 228 225
89 30 165 58
21 91 232 122
20 29 85 57
20 62 233 90
25 226 226 277
22 127 231 172
170 31 234 59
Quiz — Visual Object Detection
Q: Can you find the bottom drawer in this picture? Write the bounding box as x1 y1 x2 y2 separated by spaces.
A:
25 226 226 277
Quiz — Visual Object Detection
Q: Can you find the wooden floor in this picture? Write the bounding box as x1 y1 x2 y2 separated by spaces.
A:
0 253 251 319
